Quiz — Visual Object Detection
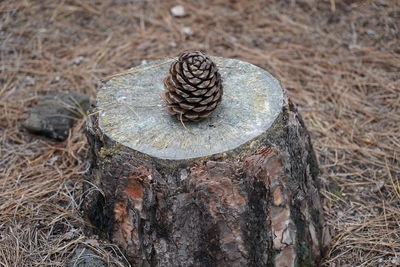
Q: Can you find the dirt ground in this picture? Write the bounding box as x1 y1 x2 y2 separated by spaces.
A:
0 0 399 266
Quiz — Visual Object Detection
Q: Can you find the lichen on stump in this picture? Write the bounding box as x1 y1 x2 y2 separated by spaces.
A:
84 57 328 266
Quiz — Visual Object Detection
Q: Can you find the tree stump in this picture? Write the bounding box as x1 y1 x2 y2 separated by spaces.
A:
85 57 327 266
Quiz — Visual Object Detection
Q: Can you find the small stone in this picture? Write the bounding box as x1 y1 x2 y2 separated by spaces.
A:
48 155 60 164
366 29 376 36
372 181 385 192
349 44 361 50
24 76 35 85
137 41 151 51
63 229 78 240
182 26 193 35
73 56 84 65
23 92 90 141
180 169 188 181
170 5 186 17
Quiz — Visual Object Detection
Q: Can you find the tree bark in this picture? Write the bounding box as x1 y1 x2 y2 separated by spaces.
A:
84 57 327 267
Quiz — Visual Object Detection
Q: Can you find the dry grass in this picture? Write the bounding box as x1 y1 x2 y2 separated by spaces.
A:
0 0 399 266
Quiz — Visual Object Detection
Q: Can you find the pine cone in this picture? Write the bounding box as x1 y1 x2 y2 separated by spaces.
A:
162 51 223 121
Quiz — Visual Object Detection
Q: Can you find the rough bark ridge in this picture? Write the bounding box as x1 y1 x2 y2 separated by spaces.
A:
84 97 326 267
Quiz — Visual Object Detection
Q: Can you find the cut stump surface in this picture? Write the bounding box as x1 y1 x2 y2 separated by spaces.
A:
97 57 283 160
85 57 327 267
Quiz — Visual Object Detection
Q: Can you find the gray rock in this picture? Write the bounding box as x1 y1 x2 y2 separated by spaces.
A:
170 5 186 17
23 92 90 141
69 247 106 267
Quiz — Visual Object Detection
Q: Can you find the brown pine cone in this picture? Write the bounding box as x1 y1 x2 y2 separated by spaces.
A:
162 51 223 122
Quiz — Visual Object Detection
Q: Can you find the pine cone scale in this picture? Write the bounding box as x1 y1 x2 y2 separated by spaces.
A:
174 88 190 98
176 73 186 85
192 106 207 112
198 70 210 80
179 103 195 110
196 78 209 88
182 83 197 92
204 85 217 97
207 102 218 111
191 89 208 96
186 97 202 103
